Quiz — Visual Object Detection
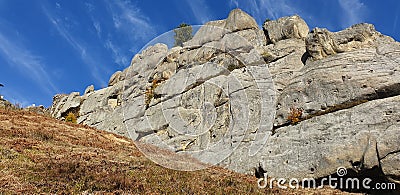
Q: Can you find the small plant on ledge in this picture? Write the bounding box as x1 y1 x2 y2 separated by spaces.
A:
287 107 303 124
145 78 162 109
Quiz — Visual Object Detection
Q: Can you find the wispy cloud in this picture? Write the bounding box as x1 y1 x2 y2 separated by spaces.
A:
229 0 298 25
85 1 134 67
0 31 58 97
186 0 213 24
85 2 102 38
338 0 366 28
392 4 400 36
93 21 101 38
106 0 155 41
229 0 239 8
1 89 31 107
104 39 129 67
42 5 107 87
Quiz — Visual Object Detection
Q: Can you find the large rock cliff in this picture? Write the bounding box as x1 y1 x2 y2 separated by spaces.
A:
51 9 400 185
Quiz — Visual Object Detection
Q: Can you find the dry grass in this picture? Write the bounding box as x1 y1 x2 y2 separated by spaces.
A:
0 109 355 194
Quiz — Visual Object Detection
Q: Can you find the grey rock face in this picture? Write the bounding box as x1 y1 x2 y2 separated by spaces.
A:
275 39 400 127
50 92 81 119
184 20 228 47
50 9 400 184
305 23 380 60
260 95 400 180
262 38 306 93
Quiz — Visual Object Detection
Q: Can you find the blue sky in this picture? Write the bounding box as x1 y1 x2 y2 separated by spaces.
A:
0 0 399 107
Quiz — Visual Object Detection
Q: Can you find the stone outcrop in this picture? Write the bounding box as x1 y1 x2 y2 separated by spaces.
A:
305 23 383 60
265 95 400 180
24 105 49 115
0 98 15 109
84 85 94 95
50 9 400 186
108 71 123 87
263 15 309 44
275 28 400 127
225 8 258 31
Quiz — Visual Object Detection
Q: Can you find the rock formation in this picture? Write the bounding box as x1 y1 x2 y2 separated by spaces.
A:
50 9 400 186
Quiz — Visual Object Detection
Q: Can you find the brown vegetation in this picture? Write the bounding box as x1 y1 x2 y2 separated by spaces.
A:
288 107 303 124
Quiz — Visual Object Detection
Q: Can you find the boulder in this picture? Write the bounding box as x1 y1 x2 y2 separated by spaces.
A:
24 105 48 115
185 9 260 48
50 94 67 116
184 20 228 47
263 15 309 44
84 85 94 95
108 71 122 86
51 92 81 119
224 8 258 32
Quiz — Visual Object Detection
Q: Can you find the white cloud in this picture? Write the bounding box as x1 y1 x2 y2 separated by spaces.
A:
85 2 94 12
84 2 101 38
104 39 129 67
186 0 213 24
107 0 155 41
0 31 58 97
93 20 102 38
338 0 366 28
42 6 107 87
394 5 400 34
229 0 239 8
393 14 399 35
247 0 297 24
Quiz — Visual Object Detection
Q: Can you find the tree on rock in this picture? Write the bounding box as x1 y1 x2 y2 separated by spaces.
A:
173 23 193 47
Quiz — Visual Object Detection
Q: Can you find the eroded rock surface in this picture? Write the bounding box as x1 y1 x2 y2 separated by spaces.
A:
50 9 400 185
263 15 309 44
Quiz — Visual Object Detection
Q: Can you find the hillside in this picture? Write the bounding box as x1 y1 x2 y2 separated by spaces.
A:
0 109 355 194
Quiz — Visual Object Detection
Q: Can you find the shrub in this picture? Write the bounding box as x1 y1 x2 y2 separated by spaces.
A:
261 51 274 63
263 18 271 25
65 112 77 124
288 107 302 124
144 79 160 109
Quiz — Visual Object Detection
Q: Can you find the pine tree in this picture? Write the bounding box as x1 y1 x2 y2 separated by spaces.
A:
173 23 193 47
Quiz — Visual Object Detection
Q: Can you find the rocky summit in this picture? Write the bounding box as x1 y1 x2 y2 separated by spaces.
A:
51 8 400 187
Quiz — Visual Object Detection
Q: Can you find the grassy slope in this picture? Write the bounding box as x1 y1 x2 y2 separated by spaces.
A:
0 109 352 194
